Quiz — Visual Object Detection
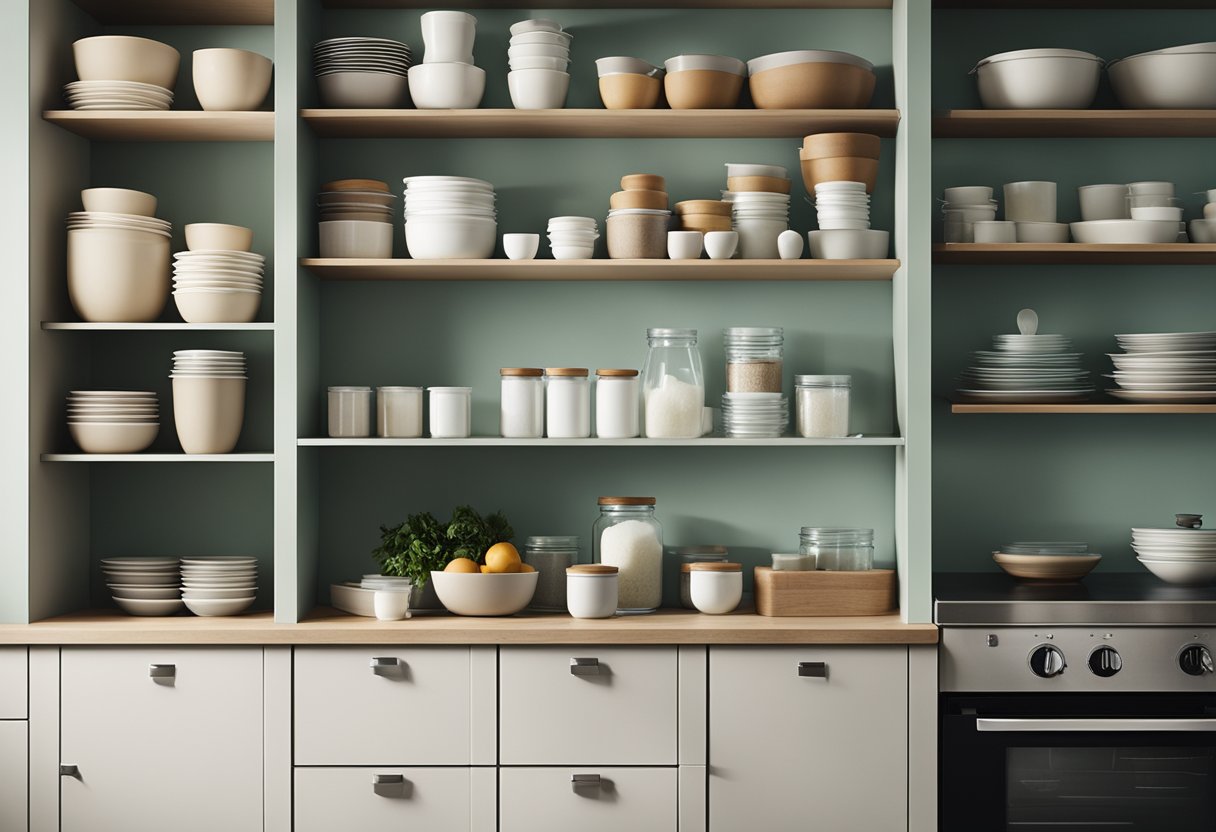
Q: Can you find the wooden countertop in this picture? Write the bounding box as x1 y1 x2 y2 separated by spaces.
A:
0 607 937 646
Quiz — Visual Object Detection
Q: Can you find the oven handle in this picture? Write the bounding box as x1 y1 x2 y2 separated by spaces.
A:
977 718 1216 733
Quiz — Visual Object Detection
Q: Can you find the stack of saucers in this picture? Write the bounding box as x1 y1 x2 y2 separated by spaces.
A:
181 556 258 616
172 249 264 324
1133 518 1216 586
67 390 159 454
721 391 790 438
957 309 1092 403
314 37 411 108
102 557 183 616
403 176 497 259
65 79 174 110
1106 330 1216 403
547 216 599 259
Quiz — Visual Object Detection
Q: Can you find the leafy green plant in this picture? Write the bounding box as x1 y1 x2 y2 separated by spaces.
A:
371 505 514 588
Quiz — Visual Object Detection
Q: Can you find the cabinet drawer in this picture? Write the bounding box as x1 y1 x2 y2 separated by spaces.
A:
0 721 27 832
295 646 472 765
0 647 26 719
500 767 677 832
295 767 494 832
500 646 677 765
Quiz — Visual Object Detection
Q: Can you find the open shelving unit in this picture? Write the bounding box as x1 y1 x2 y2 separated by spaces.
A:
933 243 1216 265
40 453 276 462
299 436 906 447
42 111 275 141
950 403 1216 415
934 110 1216 139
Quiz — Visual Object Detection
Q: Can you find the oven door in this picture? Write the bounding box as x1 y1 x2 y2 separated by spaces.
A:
942 694 1216 832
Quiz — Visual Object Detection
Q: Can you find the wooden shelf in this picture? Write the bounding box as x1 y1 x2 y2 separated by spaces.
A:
42 322 274 331
952 404 1216 414
324 0 890 8
934 0 1210 7
302 258 899 281
300 436 905 447
301 108 900 139
933 244 1216 266
70 0 273 24
43 111 274 142
41 453 275 463
935 110 1216 139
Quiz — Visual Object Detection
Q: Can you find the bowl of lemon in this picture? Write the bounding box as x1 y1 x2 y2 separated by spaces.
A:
430 542 539 616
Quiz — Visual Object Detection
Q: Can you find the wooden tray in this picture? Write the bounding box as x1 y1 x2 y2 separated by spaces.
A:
754 567 897 617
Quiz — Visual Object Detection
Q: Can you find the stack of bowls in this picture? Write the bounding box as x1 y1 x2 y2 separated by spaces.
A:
314 37 411 108
800 133 880 195
674 199 733 236
956 310 1092 403
548 216 599 259
68 188 170 323
722 392 789 438
181 556 258 616
508 18 571 109
664 54 746 109
171 350 247 455
809 181 888 259
1004 180 1069 243
193 48 272 111
1133 517 1216 587
725 171 790 259
69 35 178 110
102 557 183 617
595 56 664 109
607 173 670 259
173 224 263 324
403 175 496 259
1194 187 1216 244
1106 330 1216 403
749 50 876 109
318 179 395 259
68 390 159 454
971 48 1102 109
410 11 485 109
1109 42 1216 109
941 185 998 243
1078 184 1130 221
1072 182 1182 244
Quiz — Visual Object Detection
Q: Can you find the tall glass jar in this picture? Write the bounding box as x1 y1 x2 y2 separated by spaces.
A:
724 327 784 393
524 535 579 612
500 368 544 438
799 527 874 571
642 328 704 439
593 497 663 614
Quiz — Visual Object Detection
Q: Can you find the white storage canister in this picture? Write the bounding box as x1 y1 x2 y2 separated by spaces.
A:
595 368 640 439
377 386 423 438
500 368 544 438
328 386 372 438
688 561 743 615
546 368 591 438
428 386 472 438
566 564 619 619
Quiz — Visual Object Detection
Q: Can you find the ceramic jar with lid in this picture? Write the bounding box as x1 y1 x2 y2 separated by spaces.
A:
500 367 544 438
593 496 663 614
674 545 729 608
546 368 590 438
688 561 743 615
642 328 704 438
567 564 619 618
596 368 640 438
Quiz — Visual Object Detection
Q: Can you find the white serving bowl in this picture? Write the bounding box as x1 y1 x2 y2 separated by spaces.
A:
69 421 159 454
664 54 746 75
171 376 246 455
185 223 253 252
1069 219 1179 244
1109 51 1216 109
174 288 261 324
503 233 540 260
113 597 184 616
81 188 157 217
73 35 180 88
430 570 538 616
808 229 889 259
319 220 393 258
507 69 570 109
973 48 1102 109
407 63 486 109
183 596 256 616
317 71 408 108
1015 221 1070 243
405 217 496 259
192 48 272 111
67 227 169 322
973 220 1017 243
1139 557 1216 586
182 586 258 600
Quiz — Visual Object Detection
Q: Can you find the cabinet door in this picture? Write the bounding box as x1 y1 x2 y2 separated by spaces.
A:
0 647 26 719
60 647 262 832
500 767 677 832
499 646 677 764
0 721 27 831
709 646 908 832
295 767 494 832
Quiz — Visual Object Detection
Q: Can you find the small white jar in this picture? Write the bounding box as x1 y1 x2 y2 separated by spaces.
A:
377 386 423 438
500 368 544 438
566 564 619 619
328 386 372 438
373 589 410 621
688 562 743 615
546 368 591 439
795 374 851 438
428 387 472 438
595 369 639 439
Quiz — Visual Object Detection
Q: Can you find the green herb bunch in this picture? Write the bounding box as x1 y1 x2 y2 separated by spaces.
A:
371 505 514 588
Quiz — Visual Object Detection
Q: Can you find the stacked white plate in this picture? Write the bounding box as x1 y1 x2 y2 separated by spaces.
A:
102 557 183 616
67 390 159 454
726 189 790 259
1133 521 1216 586
65 79 173 110
814 181 872 230
547 216 599 260
957 310 1092 403
1107 331 1216 403
181 556 258 616
507 19 571 109
172 250 264 324
314 37 411 108
721 392 789 438
403 176 497 259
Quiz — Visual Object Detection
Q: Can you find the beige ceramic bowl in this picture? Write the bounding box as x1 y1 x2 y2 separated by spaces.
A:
674 199 732 216
749 62 875 109
185 223 254 252
174 288 261 324
993 552 1102 581
73 35 180 89
598 73 662 109
609 189 668 210
679 214 734 233
621 173 665 191
799 153 879 194
802 132 882 160
69 421 159 454
192 48 272 111
81 188 157 217
171 376 247 454
67 227 169 322
664 69 744 109
430 570 538 616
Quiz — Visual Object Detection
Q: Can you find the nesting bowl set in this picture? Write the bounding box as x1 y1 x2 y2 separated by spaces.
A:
315 37 411 108
318 178 396 259
403 175 497 259
409 11 485 109
507 18 571 109
174 225 264 324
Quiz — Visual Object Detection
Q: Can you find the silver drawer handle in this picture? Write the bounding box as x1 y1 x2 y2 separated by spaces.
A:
571 773 602 790
60 764 79 778
373 774 404 785
797 661 828 679
149 664 175 679
370 657 402 675
570 657 601 676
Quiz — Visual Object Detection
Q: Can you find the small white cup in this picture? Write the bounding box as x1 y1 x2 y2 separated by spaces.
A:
972 220 1017 243
704 231 738 260
373 589 410 621
777 229 804 260
667 230 703 260
503 233 540 260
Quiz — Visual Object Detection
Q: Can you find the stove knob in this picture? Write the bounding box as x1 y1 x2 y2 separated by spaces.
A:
1180 645 1215 677
1088 646 1122 678
1029 644 1066 678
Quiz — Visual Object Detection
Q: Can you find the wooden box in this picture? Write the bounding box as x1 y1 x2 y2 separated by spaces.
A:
753 567 897 617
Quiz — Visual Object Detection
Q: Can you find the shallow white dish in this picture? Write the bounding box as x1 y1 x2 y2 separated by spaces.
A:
183 596 256 616
1107 388 1216 402
1069 219 1179 244
1138 557 1216 586
112 596 184 616
109 585 182 600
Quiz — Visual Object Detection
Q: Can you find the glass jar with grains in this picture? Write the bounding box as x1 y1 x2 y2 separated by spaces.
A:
593 496 663 614
724 326 784 394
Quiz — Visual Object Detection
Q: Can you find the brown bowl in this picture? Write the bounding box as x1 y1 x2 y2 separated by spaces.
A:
799 155 879 194
599 73 662 110
664 69 744 109
679 214 734 233
992 552 1102 582
674 199 731 216
802 132 881 160
322 178 391 193
749 62 876 109
609 189 668 210
726 175 791 195
621 173 665 192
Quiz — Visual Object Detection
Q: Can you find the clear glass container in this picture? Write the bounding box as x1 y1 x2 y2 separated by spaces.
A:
524 535 579 612
799 527 874 571
593 497 663 614
595 369 640 439
642 328 704 439
546 368 591 439
500 368 544 439
674 546 729 609
724 327 784 394
796 375 851 438
328 386 372 438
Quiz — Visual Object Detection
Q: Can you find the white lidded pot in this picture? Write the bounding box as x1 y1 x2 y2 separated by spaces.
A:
688 562 743 615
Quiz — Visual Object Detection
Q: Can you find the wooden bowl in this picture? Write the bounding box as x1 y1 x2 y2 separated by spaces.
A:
992 552 1102 582
323 178 391 193
598 73 662 110
726 175 791 194
609 189 668 210
621 173 665 192
802 132 881 160
674 199 731 216
749 62 876 109
799 155 879 194
679 214 734 232
664 69 744 109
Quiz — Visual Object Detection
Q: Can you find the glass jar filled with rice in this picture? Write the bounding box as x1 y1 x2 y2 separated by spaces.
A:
593 496 664 614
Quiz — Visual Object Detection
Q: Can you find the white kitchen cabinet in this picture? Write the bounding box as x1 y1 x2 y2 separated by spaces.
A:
500 766 678 832
295 766 495 832
0 720 27 831
499 646 677 765
0 647 26 719
709 646 908 832
59 647 262 832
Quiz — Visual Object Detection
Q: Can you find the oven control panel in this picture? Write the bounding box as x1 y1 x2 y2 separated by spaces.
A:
942 627 1216 692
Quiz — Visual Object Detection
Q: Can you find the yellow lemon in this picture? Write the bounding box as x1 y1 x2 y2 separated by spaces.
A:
485 542 522 573
444 557 479 574
518 563 535 573
480 564 493 573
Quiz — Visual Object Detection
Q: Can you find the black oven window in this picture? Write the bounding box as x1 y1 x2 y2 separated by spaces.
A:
1007 747 1216 831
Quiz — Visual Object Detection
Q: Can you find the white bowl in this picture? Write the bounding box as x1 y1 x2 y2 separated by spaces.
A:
503 233 540 260
317 71 408 108
507 44 570 61
192 48 272 111
405 217 496 259
595 56 663 78
668 230 704 260
551 244 594 260
1139 557 1216 586
73 35 180 88
408 63 486 109
109 585 182 600
1069 219 1179 244
319 220 393 258
510 18 562 36
664 54 746 75
430 570 538 616
174 288 261 324
67 227 169 322
1015 221 1070 243
1131 206 1183 222
507 69 570 109
973 220 1017 243
113 596 184 616
510 31 572 47
973 48 1102 109
1078 184 1129 221
181 586 258 599
942 186 993 204
1109 51 1216 108
185 223 253 252
509 56 570 72
183 596 256 616
81 188 157 216
171 376 246 455
69 422 159 454
704 230 739 259
808 229 889 259
1190 219 1216 243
